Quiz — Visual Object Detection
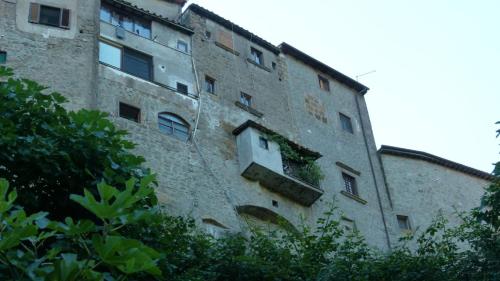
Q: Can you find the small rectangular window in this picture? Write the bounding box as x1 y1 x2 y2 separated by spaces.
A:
340 113 354 134
342 173 358 196
240 92 252 107
205 76 215 94
29 3 70 29
177 83 188 94
259 137 269 150
250 47 263 65
99 41 122 69
397 215 411 232
318 75 330 91
0 51 6 64
177 40 188 53
119 102 140 123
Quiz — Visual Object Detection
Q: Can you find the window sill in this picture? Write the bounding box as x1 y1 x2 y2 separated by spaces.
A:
246 58 271 72
214 41 240 56
340 191 367 205
235 101 263 118
99 63 199 99
29 21 70 30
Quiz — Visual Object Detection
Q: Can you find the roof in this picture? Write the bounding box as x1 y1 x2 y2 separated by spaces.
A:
186 4 281 55
233 120 322 159
279 43 369 94
163 0 187 6
105 0 193 35
379 145 494 181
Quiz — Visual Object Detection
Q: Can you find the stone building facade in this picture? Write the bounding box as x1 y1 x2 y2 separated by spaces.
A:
0 0 492 250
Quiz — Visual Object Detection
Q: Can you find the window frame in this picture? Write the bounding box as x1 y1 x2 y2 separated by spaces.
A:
250 47 264 65
342 172 358 196
177 40 189 53
118 102 141 123
339 113 354 134
29 3 70 29
99 40 154 82
240 92 252 107
99 3 152 39
397 215 412 232
158 112 190 142
0 51 6 64
176 82 189 95
259 136 269 150
318 75 330 91
204 76 216 94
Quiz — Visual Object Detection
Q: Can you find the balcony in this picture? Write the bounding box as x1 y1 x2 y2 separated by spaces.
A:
234 121 323 206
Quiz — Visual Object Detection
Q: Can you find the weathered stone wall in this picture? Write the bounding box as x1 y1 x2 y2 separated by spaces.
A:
380 154 489 246
0 0 99 111
282 56 392 250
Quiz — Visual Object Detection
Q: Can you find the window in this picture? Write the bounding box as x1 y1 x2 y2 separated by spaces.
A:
177 83 188 95
339 113 354 134
318 75 330 91
397 215 411 232
204 76 215 94
240 92 252 107
122 48 153 80
0 51 6 64
205 31 212 39
342 173 358 196
100 4 151 39
99 41 121 68
250 47 263 65
29 3 70 29
119 102 140 123
177 40 188 53
99 41 153 81
158 113 190 141
259 137 269 150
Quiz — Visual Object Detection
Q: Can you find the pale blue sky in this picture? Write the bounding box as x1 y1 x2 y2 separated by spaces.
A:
185 0 500 173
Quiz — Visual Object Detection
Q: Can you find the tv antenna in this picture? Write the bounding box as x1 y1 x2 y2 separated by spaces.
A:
356 70 376 81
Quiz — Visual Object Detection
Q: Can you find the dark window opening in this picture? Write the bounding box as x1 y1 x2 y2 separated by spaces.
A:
205 31 212 39
177 83 188 94
272 62 277 70
177 40 188 52
122 48 153 81
158 113 190 141
250 47 263 65
397 215 411 231
29 3 70 29
340 113 354 134
0 51 6 64
100 3 151 39
318 75 330 91
240 92 252 107
272 200 279 207
342 173 358 196
119 102 140 123
259 137 269 150
205 76 215 94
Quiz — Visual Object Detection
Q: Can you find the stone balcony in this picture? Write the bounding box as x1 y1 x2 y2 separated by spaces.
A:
233 120 323 206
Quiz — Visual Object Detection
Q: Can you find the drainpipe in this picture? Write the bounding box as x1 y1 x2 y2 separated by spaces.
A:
355 89 392 250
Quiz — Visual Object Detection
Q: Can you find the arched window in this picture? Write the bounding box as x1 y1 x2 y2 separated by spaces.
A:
158 113 189 141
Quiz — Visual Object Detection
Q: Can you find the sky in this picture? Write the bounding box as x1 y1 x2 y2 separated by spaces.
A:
184 0 500 173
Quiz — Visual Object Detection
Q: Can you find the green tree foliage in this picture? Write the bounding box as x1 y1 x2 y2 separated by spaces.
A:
0 67 152 219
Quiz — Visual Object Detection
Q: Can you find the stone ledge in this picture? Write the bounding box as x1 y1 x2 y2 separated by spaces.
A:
246 58 271 72
214 41 240 56
336 161 361 176
340 190 367 205
235 101 263 118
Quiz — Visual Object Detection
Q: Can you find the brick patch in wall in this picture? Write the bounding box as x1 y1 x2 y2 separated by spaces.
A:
305 94 327 123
